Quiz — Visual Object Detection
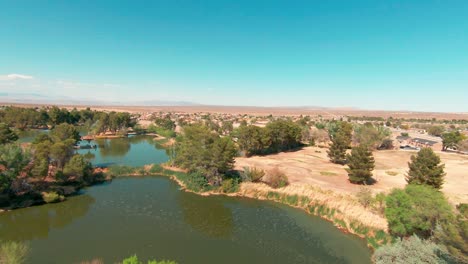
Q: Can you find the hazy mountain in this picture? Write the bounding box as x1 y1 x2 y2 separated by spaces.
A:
0 92 199 106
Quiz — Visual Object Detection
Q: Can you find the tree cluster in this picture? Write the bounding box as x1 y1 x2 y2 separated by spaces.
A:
93 111 135 135
0 106 96 129
235 119 302 157
31 124 91 180
173 124 237 185
442 131 466 151
353 123 391 150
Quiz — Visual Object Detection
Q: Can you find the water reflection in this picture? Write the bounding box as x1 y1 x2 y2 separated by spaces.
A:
0 195 95 241
177 191 233 238
96 138 131 158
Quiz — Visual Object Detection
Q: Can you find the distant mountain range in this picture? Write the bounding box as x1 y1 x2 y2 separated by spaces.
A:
0 92 199 106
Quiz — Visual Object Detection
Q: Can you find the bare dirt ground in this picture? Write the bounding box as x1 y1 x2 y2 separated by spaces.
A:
4 102 468 120
235 147 468 204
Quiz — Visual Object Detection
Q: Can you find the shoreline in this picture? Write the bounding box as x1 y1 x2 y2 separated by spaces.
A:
1 163 392 250
158 166 391 250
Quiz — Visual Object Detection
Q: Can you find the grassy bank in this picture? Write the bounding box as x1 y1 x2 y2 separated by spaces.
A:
238 183 394 249
106 163 393 249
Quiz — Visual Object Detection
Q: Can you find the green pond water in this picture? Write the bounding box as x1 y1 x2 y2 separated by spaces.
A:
75 135 169 167
2 131 372 263
18 129 169 167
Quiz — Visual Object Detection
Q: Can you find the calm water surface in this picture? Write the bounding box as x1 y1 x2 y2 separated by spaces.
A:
1 177 371 264
18 129 169 167
4 130 372 263
76 135 169 167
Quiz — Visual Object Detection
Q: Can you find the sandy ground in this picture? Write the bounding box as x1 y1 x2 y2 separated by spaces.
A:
4 102 468 119
235 147 468 204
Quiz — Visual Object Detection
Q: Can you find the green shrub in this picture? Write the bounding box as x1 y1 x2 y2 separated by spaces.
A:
108 165 137 177
185 172 209 192
41 191 64 203
299 196 310 206
266 191 280 200
221 178 239 193
385 185 454 238
373 192 386 215
122 255 177 264
456 203 468 218
240 166 265 182
0 240 29 264
335 218 347 229
149 164 163 174
285 195 299 206
373 235 453 264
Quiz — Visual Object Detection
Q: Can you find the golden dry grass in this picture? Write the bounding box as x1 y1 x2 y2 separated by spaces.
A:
239 182 388 231
236 147 468 204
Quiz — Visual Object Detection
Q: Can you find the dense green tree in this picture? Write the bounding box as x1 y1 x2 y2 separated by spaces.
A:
327 133 348 164
327 121 353 147
221 120 233 135
0 123 18 144
154 115 176 131
235 125 266 156
173 124 237 185
427 125 446 137
93 111 134 134
345 146 375 184
0 144 31 194
327 121 353 164
1 107 41 129
406 148 445 189
50 123 81 144
385 185 454 238
63 155 92 181
49 141 74 170
353 124 391 150
442 131 465 151
234 119 302 156
265 119 302 152
48 106 70 125
209 136 237 174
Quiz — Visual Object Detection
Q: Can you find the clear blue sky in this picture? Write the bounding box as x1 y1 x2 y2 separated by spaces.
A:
1 0 467 112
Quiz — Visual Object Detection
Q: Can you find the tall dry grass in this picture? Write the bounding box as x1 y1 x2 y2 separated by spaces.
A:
239 182 388 231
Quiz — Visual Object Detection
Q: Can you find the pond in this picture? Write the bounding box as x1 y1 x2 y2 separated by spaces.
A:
76 135 169 167
0 177 371 264
8 129 372 263
17 129 169 167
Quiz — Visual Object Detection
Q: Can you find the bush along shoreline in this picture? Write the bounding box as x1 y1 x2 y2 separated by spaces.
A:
0 171 107 212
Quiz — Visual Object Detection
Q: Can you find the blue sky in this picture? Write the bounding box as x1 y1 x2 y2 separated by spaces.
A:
0 0 467 112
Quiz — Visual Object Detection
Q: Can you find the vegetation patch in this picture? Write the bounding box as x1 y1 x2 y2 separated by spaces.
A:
319 171 337 176
221 178 239 193
121 255 177 264
0 240 29 264
263 167 289 188
41 191 65 203
385 171 398 176
108 165 139 177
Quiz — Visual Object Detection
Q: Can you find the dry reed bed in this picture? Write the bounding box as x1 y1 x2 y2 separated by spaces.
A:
239 182 388 231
